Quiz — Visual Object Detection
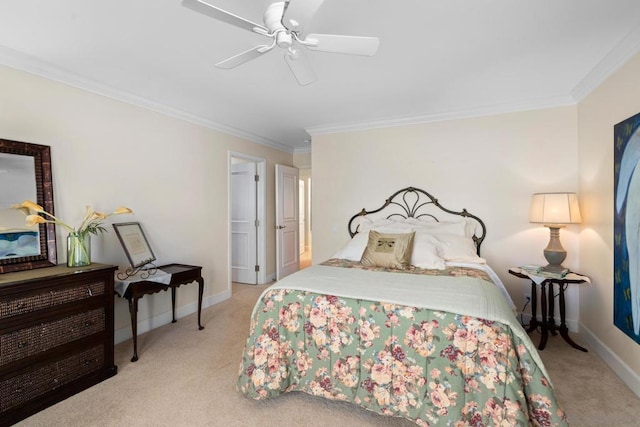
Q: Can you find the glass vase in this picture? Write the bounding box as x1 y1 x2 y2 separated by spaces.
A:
67 232 91 267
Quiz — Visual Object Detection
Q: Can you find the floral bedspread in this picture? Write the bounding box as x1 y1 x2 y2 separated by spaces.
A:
237 262 568 426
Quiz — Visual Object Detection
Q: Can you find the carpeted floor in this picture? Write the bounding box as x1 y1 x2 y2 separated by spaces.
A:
17 282 640 426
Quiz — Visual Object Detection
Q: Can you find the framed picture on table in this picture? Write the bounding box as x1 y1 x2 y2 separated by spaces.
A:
113 222 156 268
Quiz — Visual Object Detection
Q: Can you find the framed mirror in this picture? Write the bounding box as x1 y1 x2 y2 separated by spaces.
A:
0 139 57 273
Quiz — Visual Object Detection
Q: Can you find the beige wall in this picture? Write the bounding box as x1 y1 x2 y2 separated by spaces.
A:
293 151 311 169
0 65 292 340
312 106 581 327
578 52 640 392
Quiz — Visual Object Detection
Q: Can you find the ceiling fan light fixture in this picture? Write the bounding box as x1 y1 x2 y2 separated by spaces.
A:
275 30 292 48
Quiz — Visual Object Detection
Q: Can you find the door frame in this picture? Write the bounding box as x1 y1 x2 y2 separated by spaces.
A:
228 151 266 287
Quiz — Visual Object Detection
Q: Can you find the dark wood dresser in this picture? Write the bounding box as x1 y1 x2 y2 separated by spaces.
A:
0 263 117 426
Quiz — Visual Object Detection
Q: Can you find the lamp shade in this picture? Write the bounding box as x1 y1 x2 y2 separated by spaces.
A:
529 192 582 225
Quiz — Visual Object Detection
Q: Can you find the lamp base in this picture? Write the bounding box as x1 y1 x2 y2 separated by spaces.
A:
541 263 568 274
542 225 567 274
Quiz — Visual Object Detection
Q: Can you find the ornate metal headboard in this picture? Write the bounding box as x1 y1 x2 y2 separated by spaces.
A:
348 187 487 255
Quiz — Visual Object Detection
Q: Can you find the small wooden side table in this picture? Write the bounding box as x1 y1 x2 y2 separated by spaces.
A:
121 263 204 362
509 268 588 352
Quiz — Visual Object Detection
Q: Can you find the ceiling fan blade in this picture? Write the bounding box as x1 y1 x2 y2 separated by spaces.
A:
282 0 325 34
284 49 317 86
182 0 268 35
304 34 380 56
215 45 273 69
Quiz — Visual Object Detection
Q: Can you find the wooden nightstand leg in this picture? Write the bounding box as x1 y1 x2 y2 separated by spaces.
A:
197 278 204 330
558 283 588 352
128 295 139 362
527 281 538 333
171 286 177 323
548 282 557 336
538 282 549 350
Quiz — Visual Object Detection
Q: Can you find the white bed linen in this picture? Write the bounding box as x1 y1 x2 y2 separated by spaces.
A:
447 261 517 312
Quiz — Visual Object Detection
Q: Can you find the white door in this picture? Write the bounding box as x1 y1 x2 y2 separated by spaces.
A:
299 179 305 254
276 164 299 280
231 162 257 284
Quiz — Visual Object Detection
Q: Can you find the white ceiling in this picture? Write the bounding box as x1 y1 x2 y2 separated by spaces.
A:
1 0 639 153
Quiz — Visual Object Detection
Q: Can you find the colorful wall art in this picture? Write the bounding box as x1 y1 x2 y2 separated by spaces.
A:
614 111 640 343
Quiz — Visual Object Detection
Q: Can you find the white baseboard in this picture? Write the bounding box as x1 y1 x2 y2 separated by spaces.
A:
114 288 232 345
579 322 640 399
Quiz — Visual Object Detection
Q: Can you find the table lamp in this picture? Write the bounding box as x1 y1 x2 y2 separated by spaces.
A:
529 192 581 273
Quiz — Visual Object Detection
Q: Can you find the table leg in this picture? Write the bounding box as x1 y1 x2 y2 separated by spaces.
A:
171 286 177 323
527 281 538 333
128 296 139 362
538 282 549 350
548 282 557 335
558 283 588 352
197 278 204 330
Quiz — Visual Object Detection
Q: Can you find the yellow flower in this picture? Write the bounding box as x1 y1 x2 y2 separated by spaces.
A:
112 207 133 215
12 200 133 237
26 214 47 227
11 200 44 216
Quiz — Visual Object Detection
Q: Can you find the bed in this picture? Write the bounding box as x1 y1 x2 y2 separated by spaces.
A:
237 187 567 426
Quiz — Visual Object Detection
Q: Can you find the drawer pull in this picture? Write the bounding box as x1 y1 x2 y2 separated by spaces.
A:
14 387 23 394
84 320 93 327
15 302 24 310
83 359 92 366
17 340 29 348
87 288 93 297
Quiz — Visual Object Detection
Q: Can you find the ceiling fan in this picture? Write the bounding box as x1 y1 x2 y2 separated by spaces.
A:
181 0 380 85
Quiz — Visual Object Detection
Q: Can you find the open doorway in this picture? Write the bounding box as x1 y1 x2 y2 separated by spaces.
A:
229 152 266 287
299 169 311 269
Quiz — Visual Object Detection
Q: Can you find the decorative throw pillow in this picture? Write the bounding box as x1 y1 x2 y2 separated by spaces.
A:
360 231 415 268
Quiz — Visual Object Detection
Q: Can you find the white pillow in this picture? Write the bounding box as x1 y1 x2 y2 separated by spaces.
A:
357 218 414 233
411 233 447 269
404 218 473 237
332 232 369 261
432 233 485 264
357 217 479 238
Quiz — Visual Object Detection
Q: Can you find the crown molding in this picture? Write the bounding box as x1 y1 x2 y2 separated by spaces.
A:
306 95 576 136
293 144 311 154
571 24 640 102
307 25 640 138
0 45 294 154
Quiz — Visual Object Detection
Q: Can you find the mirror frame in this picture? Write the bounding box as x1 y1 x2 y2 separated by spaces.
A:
0 139 57 273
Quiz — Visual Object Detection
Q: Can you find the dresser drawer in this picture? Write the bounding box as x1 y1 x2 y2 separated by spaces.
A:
0 344 104 412
0 281 105 320
0 308 105 366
